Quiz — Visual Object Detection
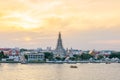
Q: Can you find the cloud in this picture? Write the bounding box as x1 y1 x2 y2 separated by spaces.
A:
0 0 120 32
0 0 120 49
91 40 120 44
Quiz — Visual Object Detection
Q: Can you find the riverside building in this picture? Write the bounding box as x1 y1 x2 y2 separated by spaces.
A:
27 53 44 62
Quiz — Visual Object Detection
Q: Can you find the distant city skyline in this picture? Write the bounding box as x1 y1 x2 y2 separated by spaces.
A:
0 0 120 50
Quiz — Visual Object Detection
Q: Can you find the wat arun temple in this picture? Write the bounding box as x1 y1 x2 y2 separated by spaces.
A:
54 32 66 58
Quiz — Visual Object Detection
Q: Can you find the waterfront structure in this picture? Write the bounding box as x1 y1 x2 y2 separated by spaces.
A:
100 50 113 55
27 53 44 62
89 49 99 56
0 48 20 61
66 48 73 58
8 56 19 61
54 32 66 58
0 48 19 56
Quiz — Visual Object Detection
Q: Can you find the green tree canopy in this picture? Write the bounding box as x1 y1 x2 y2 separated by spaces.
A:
0 51 8 60
80 53 93 60
109 52 120 59
44 52 54 61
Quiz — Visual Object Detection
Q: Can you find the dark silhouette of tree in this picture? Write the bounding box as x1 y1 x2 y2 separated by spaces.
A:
109 52 120 59
55 57 61 61
24 54 28 60
0 51 8 60
97 55 104 60
80 53 93 60
44 52 54 61
73 54 81 60
20 48 28 52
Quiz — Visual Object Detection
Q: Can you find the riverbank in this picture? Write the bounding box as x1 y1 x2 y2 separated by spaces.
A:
0 61 20 63
0 60 120 64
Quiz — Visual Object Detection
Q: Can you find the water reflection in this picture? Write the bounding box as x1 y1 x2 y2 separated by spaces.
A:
0 63 120 80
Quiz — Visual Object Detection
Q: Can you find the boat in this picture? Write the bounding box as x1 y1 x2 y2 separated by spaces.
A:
70 65 78 68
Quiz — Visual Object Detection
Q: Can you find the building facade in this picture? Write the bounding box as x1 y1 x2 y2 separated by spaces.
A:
0 48 20 61
27 53 44 62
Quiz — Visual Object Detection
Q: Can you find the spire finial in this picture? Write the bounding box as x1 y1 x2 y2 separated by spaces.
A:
59 32 61 38
59 31 61 34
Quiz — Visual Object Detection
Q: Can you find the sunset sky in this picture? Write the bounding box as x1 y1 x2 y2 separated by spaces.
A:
0 0 120 50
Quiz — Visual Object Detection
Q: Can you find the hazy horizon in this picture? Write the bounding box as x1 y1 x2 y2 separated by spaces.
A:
0 0 120 50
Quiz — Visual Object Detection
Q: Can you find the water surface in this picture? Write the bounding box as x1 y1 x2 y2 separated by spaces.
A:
0 63 120 80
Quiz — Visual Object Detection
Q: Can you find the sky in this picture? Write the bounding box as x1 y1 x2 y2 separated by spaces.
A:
0 0 120 50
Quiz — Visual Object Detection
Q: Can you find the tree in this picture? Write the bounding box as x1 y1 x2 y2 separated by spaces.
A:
69 57 76 61
24 54 28 60
55 57 62 61
73 54 80 60
97 55 104 60
109 52 120 59
0 51 8 60
44 52 54 61
20 48 28 52
80 53 93 60
0 51 4 60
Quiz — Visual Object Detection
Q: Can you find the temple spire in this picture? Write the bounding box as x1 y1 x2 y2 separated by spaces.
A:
55 32 66 57
56 32 63 49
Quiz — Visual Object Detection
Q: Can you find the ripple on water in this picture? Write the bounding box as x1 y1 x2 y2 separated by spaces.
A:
0 63 120 80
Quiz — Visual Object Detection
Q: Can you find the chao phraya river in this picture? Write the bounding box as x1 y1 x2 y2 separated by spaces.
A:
0 63 120 80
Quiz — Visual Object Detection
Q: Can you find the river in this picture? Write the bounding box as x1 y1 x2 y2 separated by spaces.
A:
0 63 120 80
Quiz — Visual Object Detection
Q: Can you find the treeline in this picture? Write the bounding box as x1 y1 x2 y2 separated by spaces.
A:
24 52 120 61
109 52 120 59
